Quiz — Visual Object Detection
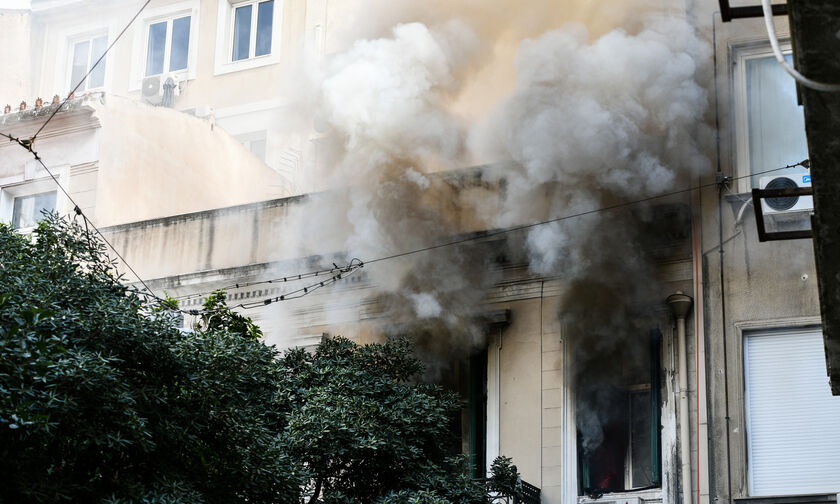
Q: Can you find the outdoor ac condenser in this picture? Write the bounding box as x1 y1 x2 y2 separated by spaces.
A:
758 172 813 215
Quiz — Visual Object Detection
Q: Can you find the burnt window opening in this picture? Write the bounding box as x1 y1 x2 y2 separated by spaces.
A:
577 329 662 496
439 348 487 478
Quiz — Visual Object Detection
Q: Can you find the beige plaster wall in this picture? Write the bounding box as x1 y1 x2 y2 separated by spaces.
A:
0 9 31 107
93 95 292 227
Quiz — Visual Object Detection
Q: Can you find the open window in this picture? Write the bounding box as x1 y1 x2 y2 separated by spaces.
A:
577 330 661 495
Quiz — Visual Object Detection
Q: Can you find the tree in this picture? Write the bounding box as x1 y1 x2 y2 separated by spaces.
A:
0 215 519 504
277 336 488 504
0 215 301 503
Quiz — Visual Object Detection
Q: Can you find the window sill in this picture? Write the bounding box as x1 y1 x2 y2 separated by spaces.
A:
213 54 279 76
578 488 662 504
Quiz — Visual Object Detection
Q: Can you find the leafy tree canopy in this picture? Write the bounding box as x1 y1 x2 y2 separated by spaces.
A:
0 216 519 504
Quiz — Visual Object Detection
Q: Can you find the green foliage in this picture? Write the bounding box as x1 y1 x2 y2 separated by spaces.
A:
0 215 519 504
197 290 263 339
279 337 488 504
488 456 521 498
0 215 300 503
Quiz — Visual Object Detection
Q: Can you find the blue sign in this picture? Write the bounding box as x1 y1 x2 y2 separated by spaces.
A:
803 175 812 184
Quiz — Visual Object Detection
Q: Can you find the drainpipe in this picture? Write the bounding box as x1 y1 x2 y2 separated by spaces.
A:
668 291 694 504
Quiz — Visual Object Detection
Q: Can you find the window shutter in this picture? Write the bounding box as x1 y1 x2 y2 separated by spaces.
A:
744 328 840 496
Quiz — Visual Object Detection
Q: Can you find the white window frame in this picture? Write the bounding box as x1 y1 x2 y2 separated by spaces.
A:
130 0 200 91
0 174 68 234
730 39 799 193
214 0 283 76
52 22 115 95
66 32 109 92
741 322 840 496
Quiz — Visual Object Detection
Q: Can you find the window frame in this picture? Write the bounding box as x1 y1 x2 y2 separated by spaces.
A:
67 32 109 92
742 324 840 496
0 177 66 234
730 40 802 193
214 0 283 76
143 15 192 78
129 0 200 91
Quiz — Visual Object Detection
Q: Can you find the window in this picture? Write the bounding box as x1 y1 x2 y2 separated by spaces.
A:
744 328 840 496
733 44 809 190
70 35 107 90
214 0 282 75
8 191 56 231
232 1 274 61
577 330 661 494
130 2 200 90
145 15 192 77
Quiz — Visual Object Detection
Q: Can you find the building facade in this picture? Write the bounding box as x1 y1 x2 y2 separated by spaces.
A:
0 1 838 504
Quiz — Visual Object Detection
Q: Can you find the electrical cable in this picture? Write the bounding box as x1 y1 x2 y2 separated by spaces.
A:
1 127 367 316
24 0 153 142
2 131 159 296
761 0 840 93
174 160 808 308
362 160 809 267
2 123 809 315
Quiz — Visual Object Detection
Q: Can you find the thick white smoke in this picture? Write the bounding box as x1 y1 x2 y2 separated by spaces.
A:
276 7 713 377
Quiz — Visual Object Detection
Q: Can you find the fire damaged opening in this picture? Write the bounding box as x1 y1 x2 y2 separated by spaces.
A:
438 348 488 478
577 329 662 496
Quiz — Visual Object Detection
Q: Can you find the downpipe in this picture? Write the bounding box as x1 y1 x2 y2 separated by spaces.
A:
668 292 694 504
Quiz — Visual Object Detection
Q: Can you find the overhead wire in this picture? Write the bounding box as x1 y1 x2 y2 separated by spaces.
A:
23 0 153 142
362 160 810 267
761 0 840 92
174 160 809 308
1 120 811 314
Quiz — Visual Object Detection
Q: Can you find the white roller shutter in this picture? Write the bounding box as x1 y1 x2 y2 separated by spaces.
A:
744 328 840 496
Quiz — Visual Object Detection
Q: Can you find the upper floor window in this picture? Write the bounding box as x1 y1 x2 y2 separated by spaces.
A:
145 16 192 77
214 0 282 75
12 191 56 231
129 1 200 90
70 35 107 91
232 1 274 61
733 44 809 191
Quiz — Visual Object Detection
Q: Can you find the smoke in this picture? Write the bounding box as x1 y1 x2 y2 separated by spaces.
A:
271 2 712 442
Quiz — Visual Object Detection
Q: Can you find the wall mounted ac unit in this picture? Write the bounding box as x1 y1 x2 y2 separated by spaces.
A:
141 75 181 106
141 75 162 105
758 172 813 215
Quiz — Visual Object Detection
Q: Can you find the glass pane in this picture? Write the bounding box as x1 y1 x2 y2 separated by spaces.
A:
70 40 90 91
747 55 809 188
255 1 273 57
88 35 107 88
169 16 190 72
12 191 57 230
233 5 252 61
146 21 167 76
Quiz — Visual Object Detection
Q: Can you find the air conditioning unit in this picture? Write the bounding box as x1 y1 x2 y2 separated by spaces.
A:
140 75 180 106
758 172 813 215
